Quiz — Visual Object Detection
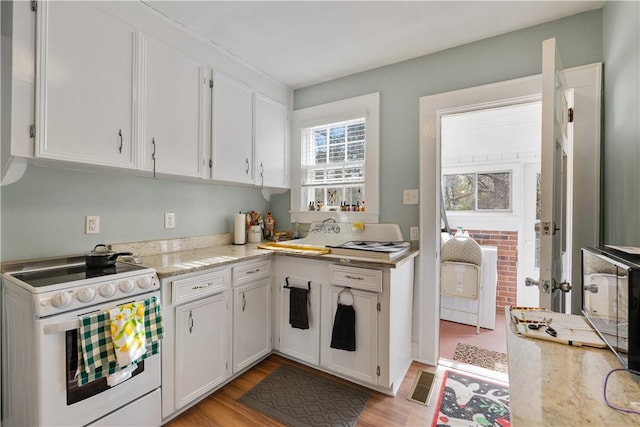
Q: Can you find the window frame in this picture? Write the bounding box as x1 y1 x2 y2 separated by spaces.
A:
443 170 513 212
290 92 380 223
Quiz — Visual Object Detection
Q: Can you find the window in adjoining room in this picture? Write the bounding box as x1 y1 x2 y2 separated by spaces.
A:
443 171 512 211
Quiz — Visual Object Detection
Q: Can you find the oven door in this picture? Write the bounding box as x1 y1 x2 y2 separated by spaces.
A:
36 292 161 426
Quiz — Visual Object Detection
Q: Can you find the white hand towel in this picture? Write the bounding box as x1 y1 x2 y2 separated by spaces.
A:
108 301 147 368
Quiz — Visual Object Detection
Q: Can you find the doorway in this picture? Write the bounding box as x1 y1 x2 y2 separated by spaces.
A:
438 101 542 359
417 64 602 366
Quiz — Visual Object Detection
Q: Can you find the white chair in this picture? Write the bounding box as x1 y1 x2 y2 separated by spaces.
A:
440 235 483 333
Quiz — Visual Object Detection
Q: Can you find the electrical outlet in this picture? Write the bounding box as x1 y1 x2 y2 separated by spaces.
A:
164 212 176 229
403 189 419 205
410 226 419 241
85 216 100 234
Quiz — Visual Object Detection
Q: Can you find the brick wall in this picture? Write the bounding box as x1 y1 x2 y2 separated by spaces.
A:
466 230 518 311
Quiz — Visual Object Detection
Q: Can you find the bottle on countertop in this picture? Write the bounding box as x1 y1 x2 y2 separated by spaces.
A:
264 212 275 240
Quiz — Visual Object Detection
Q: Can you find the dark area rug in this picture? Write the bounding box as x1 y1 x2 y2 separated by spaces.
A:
452 343 508 373
431 370 510 427
239 364 371 427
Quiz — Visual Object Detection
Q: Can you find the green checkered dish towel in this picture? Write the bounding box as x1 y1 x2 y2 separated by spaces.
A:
76 296 163 385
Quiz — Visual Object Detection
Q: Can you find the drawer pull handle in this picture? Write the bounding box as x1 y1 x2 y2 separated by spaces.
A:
345 275 364 280
192 283 212 290
242 292 246 311
246 269 261 274
188 310 194 334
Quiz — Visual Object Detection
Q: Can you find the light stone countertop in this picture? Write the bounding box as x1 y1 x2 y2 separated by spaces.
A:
506 310 640 426
110 234 419 279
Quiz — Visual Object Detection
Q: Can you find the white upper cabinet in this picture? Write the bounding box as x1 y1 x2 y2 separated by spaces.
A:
141 36 205 178
210 72 254 184
35 1 138 168
254 94 289 188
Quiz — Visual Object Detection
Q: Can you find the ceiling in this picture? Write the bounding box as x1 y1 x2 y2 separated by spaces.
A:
143 1 605 90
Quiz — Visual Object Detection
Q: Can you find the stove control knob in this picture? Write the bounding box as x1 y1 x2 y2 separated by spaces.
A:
99 282 116 298
136 276 153 289
76 287 96 303
51 291 73 309
119 279 135 294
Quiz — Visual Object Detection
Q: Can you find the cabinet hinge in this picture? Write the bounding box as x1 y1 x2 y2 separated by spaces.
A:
209 79 214 88
377 302 381 312
376 366 380 376
568 107 574 123
31 1 37 12
29 124 36 138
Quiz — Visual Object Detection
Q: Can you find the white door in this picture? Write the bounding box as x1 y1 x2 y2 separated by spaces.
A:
519 163 541 307
539 38 572 311
142 36 205 178
321 286 378 385
233 279 272 373
175 293 229 409
36 1 137 169
254 94 288 188
211 72 254 184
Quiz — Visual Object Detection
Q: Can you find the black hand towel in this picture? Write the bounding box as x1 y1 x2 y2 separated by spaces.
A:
330 303 356 351
289 287 309 330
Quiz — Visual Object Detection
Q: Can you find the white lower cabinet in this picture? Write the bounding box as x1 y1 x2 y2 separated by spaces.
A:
174 293 229 409
232 261 272 373
274 257 414 395
279 278 321 365
233 279 271 372
321 285 379 385
161 268 231 419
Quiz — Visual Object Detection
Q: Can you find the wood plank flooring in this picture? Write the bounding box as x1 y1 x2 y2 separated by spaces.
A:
164 354 436 426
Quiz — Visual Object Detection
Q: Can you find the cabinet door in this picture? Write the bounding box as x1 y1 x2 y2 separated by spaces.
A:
321 286 378 385
36 1 137 168
280 280 321 365
254 94 288 188
233 279 271 373
211 72 254 183
175 292 229 409
143 36 204 178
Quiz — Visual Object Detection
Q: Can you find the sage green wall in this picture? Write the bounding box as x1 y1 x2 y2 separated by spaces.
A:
602 0 640 246
274 10 603 240
1 165 269 261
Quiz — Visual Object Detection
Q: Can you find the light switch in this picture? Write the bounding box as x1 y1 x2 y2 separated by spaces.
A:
403 189 419 205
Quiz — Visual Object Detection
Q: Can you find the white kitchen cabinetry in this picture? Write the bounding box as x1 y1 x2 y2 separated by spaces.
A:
274 256 414 396
142 36 206 178
211 72 254 184
175 293 229 409
161 268 231 418
279 279 321 365
35 1 138 169
232 260 272 373
321 265 381 385
254 93 289 188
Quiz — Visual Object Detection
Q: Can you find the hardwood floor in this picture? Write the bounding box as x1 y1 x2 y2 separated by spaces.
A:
165 313 509 426
164 354 437 426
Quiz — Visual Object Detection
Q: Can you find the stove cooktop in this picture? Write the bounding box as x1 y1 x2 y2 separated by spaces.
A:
9 261 148 288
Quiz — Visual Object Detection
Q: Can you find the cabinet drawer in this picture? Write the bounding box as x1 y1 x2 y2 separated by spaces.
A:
329 265 382 292
172 269 230 305
233 259 271 286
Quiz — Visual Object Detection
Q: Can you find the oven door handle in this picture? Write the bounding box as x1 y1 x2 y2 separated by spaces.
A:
43 319 80 335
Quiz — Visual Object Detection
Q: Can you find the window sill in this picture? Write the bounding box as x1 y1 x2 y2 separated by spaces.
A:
290 210 379 224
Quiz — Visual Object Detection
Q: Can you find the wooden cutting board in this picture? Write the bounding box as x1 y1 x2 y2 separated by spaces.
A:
509 307 606 348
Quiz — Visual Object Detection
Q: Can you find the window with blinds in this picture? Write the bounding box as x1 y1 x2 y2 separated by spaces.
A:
301 118 366 209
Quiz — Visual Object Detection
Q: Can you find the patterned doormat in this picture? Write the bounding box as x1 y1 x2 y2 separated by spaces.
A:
453 343 509 373
238 364 371 427
431 370 510 427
